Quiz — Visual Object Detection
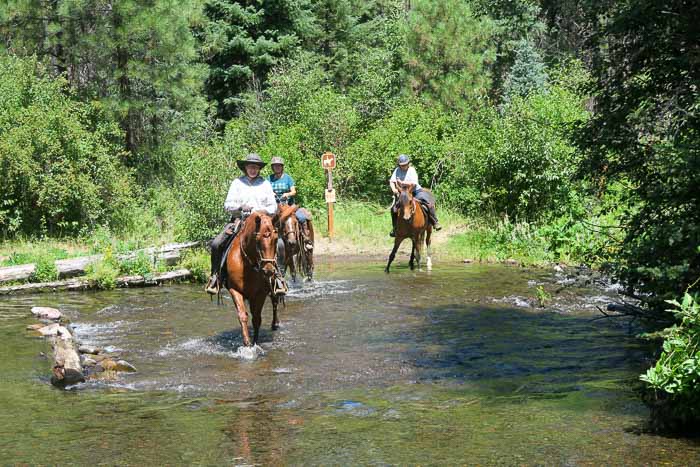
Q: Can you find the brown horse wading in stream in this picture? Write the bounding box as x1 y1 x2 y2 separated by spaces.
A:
223 211 281 346
276 203 315 281
385 182 433 273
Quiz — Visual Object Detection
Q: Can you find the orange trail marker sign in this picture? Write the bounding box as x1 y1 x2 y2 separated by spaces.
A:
322 152 336 239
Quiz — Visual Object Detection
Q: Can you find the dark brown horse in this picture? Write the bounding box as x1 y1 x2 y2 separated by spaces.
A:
223 211 280 346
385 182 433 273
276 203 315 281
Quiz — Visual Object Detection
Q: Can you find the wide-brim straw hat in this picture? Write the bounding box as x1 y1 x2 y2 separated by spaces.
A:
270 156 285 166
236 153 267 171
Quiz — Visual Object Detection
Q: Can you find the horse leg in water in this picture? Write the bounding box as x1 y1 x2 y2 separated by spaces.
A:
271 295 280 330
249 293 266 345
385 237 404 273
277 238 286 276
425 227 433 271
414 233 423 271
230 289 251 347
288 249 297 283
409 241 416 270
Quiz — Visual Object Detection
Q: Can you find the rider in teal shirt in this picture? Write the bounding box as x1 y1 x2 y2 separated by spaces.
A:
268 157 296 205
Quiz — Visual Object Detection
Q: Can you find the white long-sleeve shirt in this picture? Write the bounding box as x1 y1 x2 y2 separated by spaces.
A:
224 176 277 216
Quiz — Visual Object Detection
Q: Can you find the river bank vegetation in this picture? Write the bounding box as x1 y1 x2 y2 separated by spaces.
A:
1 0 698 430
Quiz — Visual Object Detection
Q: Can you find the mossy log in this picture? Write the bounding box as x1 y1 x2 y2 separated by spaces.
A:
0 269 193 295
0 241 199 284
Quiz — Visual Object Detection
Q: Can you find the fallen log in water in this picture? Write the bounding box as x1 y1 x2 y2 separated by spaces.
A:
0 241 199 284
48 325 85 387
0 269 193 295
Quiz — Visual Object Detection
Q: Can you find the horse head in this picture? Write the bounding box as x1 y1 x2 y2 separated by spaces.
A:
398 182 416 221
276 204 299 248
242 212 278 276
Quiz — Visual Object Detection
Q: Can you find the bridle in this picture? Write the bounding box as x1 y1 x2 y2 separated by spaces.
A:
282 216 298 244
398 190 416 221
240 215 278 272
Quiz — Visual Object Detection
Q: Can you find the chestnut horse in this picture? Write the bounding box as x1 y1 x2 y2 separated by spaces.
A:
223 211 280 346
276 204 315 281
276 204 300 281
385 182 433 273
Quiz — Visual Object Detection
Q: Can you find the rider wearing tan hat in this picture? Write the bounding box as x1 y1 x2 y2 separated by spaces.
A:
206 153 277 295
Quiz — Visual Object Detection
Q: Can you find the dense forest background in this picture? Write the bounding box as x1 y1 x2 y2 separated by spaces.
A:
1 0 699 429
1 0 698 309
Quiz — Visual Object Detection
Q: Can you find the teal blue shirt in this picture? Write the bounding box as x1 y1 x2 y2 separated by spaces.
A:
268 173 295 205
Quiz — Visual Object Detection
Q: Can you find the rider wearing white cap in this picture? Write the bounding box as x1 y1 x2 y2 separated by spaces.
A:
389 154 441 236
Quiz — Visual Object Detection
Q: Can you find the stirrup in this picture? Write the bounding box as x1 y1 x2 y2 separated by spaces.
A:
205 274 219 295
433 223 442 231
273 275 288 296
389 230 396 237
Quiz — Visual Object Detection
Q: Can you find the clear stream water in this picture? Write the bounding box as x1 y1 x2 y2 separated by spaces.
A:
1 260 699 464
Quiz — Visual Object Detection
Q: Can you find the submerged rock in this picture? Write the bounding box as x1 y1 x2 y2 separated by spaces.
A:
78 345 100 355
115 360 137 372
26 324 45 331
37 323 62 336
81 356 97 367
99 358 136 372
31 306 62 320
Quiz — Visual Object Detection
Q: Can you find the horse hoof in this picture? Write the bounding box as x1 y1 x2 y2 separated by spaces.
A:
271 323 279 331
384 268 390 274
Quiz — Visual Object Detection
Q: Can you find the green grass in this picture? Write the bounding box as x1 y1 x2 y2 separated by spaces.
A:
445 219 554 265
311 201 468 245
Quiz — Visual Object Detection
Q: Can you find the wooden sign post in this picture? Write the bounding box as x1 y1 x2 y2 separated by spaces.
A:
322 151 336 240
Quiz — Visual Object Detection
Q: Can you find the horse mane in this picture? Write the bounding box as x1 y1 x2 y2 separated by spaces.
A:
238 211 274 243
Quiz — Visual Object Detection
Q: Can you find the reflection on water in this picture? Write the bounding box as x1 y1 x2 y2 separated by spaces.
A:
1 260 699 464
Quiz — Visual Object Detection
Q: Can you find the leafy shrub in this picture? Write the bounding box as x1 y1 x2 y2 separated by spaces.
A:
29 254 59 283
180 249 210 283
118 251 154 277
0 54 135 237
641 293 700 431
443 81 588 221
171 140 236 241
340 101 453 201
86 248 119 290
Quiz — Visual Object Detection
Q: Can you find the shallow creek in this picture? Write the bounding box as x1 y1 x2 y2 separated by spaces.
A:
1 260 699 464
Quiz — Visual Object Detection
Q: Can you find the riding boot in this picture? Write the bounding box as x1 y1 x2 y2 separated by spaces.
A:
428 205 442 231
300 220 313 251
206 246 221 295
390 210 397 237
205 273 219 295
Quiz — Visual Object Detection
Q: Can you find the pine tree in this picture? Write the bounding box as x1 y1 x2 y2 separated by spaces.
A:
502 38 548 104
0 0 207 165
403 0 496 110
201 0 317 120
